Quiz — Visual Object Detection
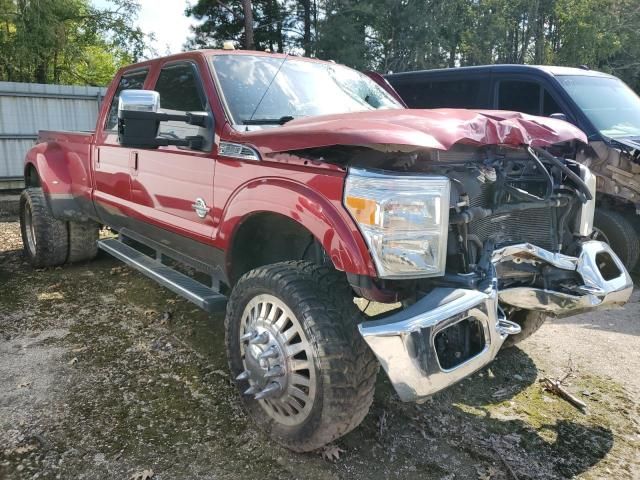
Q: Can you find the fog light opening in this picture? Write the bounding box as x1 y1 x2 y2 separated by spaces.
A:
595 251 621 281
434 318 485 370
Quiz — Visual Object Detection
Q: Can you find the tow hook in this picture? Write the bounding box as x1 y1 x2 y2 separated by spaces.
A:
497 318 522 336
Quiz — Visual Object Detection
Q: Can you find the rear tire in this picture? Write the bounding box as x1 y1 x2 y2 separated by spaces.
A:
225 261 378 452
503 310 547 348
19 188 68 267
68 221 99 263
593 208 640 271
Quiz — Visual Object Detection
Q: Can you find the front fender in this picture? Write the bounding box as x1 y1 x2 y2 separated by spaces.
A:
216 175 377 278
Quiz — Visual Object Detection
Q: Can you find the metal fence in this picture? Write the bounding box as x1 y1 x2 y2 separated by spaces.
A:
0 81 106 188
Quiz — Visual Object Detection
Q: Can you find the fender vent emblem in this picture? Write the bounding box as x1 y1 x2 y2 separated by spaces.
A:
219 141 260 161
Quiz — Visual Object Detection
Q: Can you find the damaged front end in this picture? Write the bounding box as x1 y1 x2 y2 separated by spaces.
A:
346 144 633 402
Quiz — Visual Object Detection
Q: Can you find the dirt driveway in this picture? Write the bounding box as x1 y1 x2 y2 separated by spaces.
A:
1 211 639 480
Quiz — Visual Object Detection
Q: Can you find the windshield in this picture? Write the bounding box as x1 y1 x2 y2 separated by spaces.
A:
557 75 640 139
210 54 402 127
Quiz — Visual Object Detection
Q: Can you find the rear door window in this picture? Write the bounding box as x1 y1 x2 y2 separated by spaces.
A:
105 69 149 130
393 78 490 109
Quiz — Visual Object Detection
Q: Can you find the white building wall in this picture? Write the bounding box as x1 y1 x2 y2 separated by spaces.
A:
0 82 107 185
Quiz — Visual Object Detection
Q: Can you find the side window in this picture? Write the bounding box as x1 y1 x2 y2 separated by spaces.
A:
498 80 541 115
543 89 563 116
154 63 206 113
153 63 208 145
394 78 490 109
105 69 148 130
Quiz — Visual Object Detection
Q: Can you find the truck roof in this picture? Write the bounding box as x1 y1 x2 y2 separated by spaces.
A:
120 49 331 72
387 64 616 80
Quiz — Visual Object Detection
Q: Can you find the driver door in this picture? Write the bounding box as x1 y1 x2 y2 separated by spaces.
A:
129 61 217 251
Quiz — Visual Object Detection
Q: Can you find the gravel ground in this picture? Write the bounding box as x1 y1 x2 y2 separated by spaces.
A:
1 211 639 479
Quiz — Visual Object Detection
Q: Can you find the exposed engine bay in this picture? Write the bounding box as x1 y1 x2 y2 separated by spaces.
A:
423 144 594 296
304 142 632 401
307 143 597 300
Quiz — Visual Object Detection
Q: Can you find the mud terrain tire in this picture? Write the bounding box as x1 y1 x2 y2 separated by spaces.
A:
503 310 547 348
225 261 378 452
593 208 640 271
19 188 69 267
68 221 99 263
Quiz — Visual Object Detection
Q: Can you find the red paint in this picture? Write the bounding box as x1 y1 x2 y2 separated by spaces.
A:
23 50 589 285
231 108 587 155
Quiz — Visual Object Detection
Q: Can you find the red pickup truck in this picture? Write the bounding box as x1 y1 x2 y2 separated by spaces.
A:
19 49 633 451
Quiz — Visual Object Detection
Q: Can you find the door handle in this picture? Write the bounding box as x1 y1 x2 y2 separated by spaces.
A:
129 151 139 175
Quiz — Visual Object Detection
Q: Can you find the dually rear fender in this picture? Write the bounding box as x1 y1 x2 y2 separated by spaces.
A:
24 138 97 222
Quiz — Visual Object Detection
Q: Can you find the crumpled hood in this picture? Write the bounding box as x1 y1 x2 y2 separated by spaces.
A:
230 108 587 155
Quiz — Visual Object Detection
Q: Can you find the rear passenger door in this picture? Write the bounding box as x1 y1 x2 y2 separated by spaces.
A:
391 76 492 109
129 61 217 253
494 78 569 118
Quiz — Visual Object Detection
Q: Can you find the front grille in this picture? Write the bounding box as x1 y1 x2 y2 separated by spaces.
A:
467 181 557 251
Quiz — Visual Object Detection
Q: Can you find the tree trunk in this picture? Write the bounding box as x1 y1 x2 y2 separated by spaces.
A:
448 43 456 68
35 62 47 84
277 18 284 53
312 0 318 56
241 0 254 50
301 0 312 56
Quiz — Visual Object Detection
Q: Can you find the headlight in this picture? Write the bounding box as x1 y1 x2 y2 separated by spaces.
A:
344 168 450 279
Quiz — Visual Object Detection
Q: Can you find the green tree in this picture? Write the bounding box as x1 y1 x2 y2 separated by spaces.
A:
0 0 147 85
185 0 289 52
184 0 640 91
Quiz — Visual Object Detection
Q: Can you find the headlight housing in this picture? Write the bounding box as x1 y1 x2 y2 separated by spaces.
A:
344 168 450 279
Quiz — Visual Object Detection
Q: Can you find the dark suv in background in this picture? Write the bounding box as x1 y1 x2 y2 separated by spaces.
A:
387 65 640 271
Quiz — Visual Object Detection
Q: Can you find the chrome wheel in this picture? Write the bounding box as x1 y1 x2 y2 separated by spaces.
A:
237 294 315 426
24 202 37 255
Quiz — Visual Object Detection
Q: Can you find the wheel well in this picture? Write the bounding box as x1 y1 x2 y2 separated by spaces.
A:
229 213 328 285
25 164 40 187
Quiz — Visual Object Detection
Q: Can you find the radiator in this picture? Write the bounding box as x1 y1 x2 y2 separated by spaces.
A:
467 181 557 252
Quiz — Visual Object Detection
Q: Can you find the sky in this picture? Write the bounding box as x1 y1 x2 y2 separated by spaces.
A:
92 0 195 55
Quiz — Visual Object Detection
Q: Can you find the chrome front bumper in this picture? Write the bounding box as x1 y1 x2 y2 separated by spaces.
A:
494 241 633 316
359 240 633 402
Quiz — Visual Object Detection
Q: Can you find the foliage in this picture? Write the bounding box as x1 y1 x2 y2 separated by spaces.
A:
0 0 148 86
185 0 640 90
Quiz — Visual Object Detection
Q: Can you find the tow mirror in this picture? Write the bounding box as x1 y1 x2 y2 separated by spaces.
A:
117 89 210 150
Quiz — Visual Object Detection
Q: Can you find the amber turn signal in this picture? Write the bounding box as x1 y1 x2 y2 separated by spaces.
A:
345 195 378 226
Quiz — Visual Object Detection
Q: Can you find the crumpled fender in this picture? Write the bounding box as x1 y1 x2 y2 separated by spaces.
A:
216 175 377 278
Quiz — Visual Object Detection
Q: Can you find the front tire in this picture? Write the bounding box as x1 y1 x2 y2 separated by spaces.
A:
593 208 640 271
503 310 547 348
19 188 69 267
225 261 378 452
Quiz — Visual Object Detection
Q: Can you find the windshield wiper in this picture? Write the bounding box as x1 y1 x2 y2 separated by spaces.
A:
243 116 294 126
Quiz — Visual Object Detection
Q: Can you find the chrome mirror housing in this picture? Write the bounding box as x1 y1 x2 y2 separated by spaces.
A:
118 89 160 116
116 89 208 150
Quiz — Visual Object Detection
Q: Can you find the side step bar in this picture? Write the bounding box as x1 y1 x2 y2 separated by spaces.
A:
98 238 227 313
